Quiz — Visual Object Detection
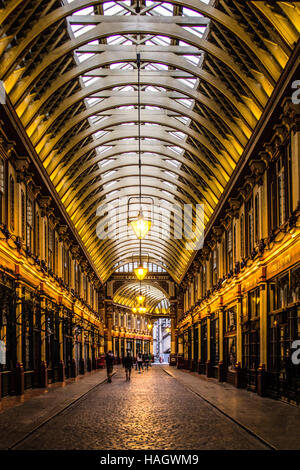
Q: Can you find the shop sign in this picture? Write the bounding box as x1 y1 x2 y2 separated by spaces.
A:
0 340 6 365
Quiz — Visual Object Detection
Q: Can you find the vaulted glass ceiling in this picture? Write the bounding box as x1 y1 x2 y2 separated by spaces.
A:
1 0 299 285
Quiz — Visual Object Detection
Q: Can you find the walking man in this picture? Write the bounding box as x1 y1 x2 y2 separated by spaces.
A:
105 350 114 383
124 351 133 381
137 352 143 373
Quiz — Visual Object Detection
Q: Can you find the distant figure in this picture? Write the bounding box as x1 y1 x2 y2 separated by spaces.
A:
105 350 114 383
159 356 163 363
144 353 150 370
137 352 143 373
123 352 133 381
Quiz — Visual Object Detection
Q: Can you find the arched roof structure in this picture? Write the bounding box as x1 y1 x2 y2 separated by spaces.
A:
1 0 299 283
114 280 170 313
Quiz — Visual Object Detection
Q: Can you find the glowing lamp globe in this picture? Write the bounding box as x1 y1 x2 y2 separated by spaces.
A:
136 294 145 304
138 306 147 314
129 210 151 239
134 265 148 281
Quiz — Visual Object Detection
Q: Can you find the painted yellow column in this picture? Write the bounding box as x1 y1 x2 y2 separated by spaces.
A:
170 317 176 356
219 307 224 362
259 282 268 368
106 313 113 352
207 315 211 361
236 297 243 365
198 321 201 362
15 283 23 364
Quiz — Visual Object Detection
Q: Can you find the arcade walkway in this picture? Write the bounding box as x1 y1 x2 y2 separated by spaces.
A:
0 366 299 451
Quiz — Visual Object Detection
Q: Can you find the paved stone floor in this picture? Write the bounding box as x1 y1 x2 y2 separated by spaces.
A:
1 366 269 450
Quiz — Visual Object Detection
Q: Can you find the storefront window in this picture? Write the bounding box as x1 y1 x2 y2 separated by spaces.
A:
227 336 236 371
248 287 260 319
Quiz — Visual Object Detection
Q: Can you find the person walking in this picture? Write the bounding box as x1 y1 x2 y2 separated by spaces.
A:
144 353 150 370
123 352 133 381
137 352 143 373
105 350 114 383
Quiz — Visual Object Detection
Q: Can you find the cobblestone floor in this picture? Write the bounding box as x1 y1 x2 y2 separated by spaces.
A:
10 366 267 450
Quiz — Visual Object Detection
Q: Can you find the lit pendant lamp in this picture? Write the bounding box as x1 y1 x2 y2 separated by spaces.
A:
129 53 151 240
136 294 145 304
130 210 151 240
134 263 148 281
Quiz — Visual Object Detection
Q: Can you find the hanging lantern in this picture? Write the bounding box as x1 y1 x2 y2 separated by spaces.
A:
134 265 148 281
136 294 145 304
129 210 152 240
138 305 147 314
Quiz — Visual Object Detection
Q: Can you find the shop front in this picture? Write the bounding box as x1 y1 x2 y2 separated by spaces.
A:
199 318 207 374
267 264 300 403
224 306 237 385
210 312 219 379
0 273 16 397
242 287 260 392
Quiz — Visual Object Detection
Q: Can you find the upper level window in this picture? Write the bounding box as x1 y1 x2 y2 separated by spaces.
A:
227 227 233 272
212 248 218 285
194 275 198 300
201 264 206 296
248 287 260 319
246 197 254 256
21 190 26 240
63 248 70 285
48 227 54 271
75 262 81 295
36 214 40 256
254 193 260 244
26 198 33 250
269 141 292 231
9 176 14 231
240 213 244 259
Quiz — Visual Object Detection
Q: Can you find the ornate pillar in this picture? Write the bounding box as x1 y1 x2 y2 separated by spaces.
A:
197 320 201 373
87 329 92 372
79 326 85 375
39 291 48 388
133 338 136 358
177 333 184 368
105 302 113 353
206 313 212 377
58 304 65 382
258 268 268 396
234 287 243 388
15 281 24 394
169 315 177 366
218 304 226 382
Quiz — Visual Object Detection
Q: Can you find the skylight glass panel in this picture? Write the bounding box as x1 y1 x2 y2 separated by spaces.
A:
177 78 197 89
169 131 186 140
164 171 176 178
176 98 194 108
103 170 117 178
103 2 126 15
73 6 94 15
166 160 181 168
182 7 204 17
71 24 96 38
97 146 112 154
76 53 95 63
167 146 184 155
81 76 100 86
183 55 201 66
163 181 176 189
182 26 206 39
103 181 116 189
94 130 109 139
